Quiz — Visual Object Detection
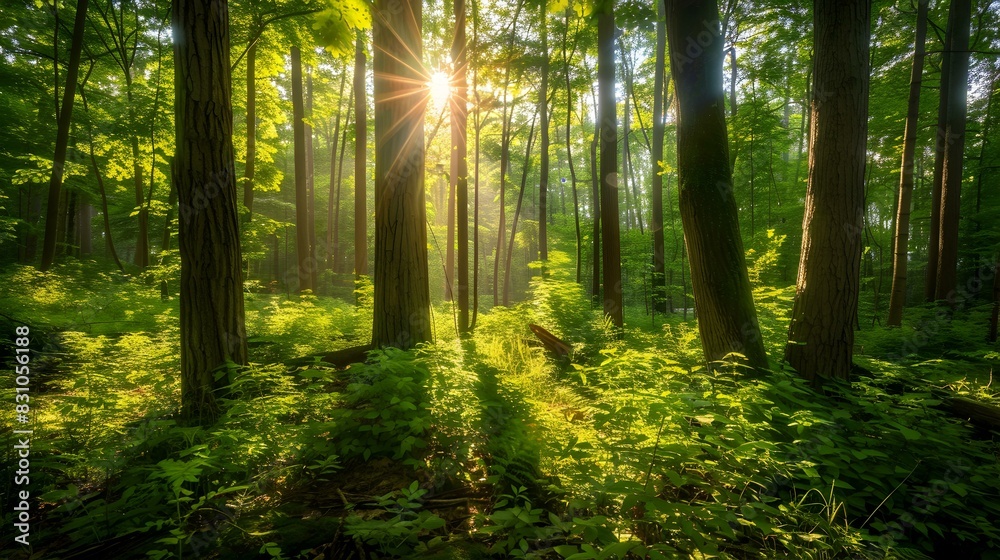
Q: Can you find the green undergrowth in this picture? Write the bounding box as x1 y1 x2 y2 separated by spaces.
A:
0 260 998 559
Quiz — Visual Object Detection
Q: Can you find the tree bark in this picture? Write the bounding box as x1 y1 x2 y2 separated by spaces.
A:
590 77 601 307
666 0 768 370
291 47 312 292
652 0 667 313
372 0 432 349
40 0 88 271
328 67 348 272
452 0 470 331
598 1 623 328
887 0 929 327
926 5 954 302
80 81 124 272
306 66 318 290
934 0 971 302
785 0 870 381
172 0 248 423
562 8 582 285
334 95 354 274
354 30 368 278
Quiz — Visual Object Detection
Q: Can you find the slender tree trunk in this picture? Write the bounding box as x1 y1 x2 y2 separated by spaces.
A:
887 0 929 327
652 0 667 312
598 2 623 328
354 30 368 278
590 78 601 306
563 8 582 285
291 47 312 292
80 82 124 272
445 146 456 300
172 0 248 423
306 67 318 290
372 0 432 349
935 0 971 302
243 42 257 219
785 0 870 381
78 202 92 255
503 113 538 306
666 0 768 369
538 4 550 262
328 68 348 272
453 0 470 331
334 97 354 275
494 66 512 307
471 0 482 329
40 0 88 271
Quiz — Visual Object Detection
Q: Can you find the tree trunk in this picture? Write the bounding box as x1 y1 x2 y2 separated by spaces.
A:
503 113 538 306
306 67 318 290
887 0 929 327
785 0 870 382
354 30 368 278
926 5 954 301
328 68 348 272
334 96 354 274
291 47 312 292
40 0 88 271
538 3 550 263
598 2 623 328
590 78 601 307
371 0 432 349
494 67 512 307
243 42 257 219
452 0 470 332
80 82 124 272
172 0 248 423
666 0 768 370
934 0 971 302
563 8 582 285
471 0 481 330
652 0 667 312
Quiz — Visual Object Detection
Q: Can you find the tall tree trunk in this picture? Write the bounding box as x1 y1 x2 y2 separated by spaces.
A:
934 0 971 301
538 3 550 262
40 0 88 271
926 5 954 301
598 2 623 328
328 68 348 272
666 0 768 370
78 202 92 255
334 97 354 275
785 0 870 381
590 78 601 306
354 30 368 278
493 67 512 307
372 0 432 349
129 90 149 269
291 47 312 292
652 0 667 312
887 0 929 327
306 67 318 290
453 0 470 332
445 139 456 300
243 42 257 219
172 0 248 423
471 0 481 329
563 8 582 285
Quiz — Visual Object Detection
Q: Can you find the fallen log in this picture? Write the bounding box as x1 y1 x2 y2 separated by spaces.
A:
948 396 1000 430
529 324 573 358
286 344 372 369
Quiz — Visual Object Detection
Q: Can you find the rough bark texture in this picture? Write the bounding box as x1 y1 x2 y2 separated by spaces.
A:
651 0 667 313
291 47 312 292
598 3 623 328
887 0 928 327
666 0 768 370
354 30 368 277
371 0 432 349
172 0 248 423
40 0 88 271
452 0 470 332
785 0 870 381
934 0 971 302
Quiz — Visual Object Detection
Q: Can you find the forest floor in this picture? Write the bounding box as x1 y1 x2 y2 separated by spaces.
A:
1 260 999 559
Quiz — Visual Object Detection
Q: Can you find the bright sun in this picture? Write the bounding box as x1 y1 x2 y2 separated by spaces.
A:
428 70 451 110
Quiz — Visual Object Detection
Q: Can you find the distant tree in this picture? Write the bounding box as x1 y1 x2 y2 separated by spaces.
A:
785 0 870 381
172 0 248 422
40 0 88 271
666 0 767 369
371 0 432 349
887 0 929 327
